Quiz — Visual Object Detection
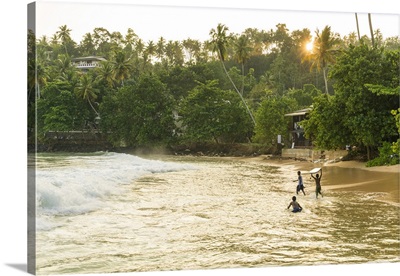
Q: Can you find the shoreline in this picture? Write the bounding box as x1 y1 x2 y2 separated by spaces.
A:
232 155 399 205
245 154 400 172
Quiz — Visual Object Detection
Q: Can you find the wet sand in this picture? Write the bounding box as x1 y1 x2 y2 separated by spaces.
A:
322 160 399 204
237 155 400 204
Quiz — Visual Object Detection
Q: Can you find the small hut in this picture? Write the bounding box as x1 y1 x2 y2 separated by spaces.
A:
284 107 312 148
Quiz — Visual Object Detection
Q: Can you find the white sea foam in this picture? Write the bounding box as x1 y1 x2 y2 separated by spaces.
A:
34 152 197 229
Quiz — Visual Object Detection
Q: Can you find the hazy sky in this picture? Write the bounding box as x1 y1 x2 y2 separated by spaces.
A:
34 0 400 44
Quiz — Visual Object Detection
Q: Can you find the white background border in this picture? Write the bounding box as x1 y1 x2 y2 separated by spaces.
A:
1 1 399 276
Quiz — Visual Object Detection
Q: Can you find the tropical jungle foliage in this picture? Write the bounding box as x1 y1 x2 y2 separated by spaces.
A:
28 21 400 163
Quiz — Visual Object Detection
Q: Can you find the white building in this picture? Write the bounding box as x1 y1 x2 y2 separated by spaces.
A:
72 56 107 70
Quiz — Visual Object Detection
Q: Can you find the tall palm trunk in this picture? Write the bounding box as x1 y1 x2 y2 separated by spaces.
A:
322 67 329 94
87 98 99 117
218 53 255 125
36 83 41 99
355 13 361 41
368 13 375 47
241 63 245 95
210 23 255 126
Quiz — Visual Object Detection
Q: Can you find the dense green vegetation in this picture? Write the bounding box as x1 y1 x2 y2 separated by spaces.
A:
28 22 399 164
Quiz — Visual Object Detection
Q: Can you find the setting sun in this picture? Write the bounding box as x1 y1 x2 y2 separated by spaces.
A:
306 41 314 52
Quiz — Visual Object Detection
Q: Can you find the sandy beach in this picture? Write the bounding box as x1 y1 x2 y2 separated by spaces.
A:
238 155 400 205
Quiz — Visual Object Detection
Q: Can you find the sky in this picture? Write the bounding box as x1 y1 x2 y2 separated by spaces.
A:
34 0 400 44
1 1 400 276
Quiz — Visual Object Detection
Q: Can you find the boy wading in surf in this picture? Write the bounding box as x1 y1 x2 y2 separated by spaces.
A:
287 196 302 213
311 169 323 198
295 170 306 195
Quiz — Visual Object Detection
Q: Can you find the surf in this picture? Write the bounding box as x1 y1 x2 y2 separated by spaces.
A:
34 152 197 230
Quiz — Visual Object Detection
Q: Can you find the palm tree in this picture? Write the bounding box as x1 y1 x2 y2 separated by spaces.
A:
173 41 184 66
156 37 166 61
304 26 339 94
124 28 138 48
36 63 49 99
95 61 116 89
165 40 175 64
191 40 202 62
75 73 100 117
50 34 59 46
209 23 230 62
182 38 201 63
243 28 264 55
355 13 361 41
110 31 124 49
373 29 383 48
93 27 111 46
145 40 156 63
135 39 145 58
79 33 96 56
93 27 112 56
233 34 253 95
37 36 53 64
343 32 359 48
209 23 255 125
53 54 77 82
111 50 132 86
368 13 375 47
56 25 72 55
53 55 76 78
28 59 49 100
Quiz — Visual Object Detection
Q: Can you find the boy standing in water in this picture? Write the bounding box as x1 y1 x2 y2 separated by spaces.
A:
287 196 302 212
311 169 323 198
296 171 306 195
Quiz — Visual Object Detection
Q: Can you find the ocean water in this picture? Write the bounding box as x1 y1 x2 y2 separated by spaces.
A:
30 152 400 275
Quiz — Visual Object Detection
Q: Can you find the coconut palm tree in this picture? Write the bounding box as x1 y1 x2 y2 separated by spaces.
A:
36 36 53 64
53 54 78 83
110 31 124 49
50 34 59 46
209 23 231 62
173 41 184 66
304 25 339 94
145 40 156 63
164 40 175 64
27 60 49 100
355 13 361 41
124 28 138 48
75 73 100 117
209 23 255 125
156 36 166 61
135 39 145 58
233 34 253 95
79 33 96 56
182 38 201 63
36 63 49 99
191 39 202 62
93 27 111 46
56 25 72 55
95 61 116 89
111 50 132 86
368 13 375 47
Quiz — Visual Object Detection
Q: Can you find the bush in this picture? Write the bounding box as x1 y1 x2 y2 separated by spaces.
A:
366 142 399 167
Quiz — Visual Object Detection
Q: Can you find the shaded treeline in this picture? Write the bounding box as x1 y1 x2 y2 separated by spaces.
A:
27 22 400 162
